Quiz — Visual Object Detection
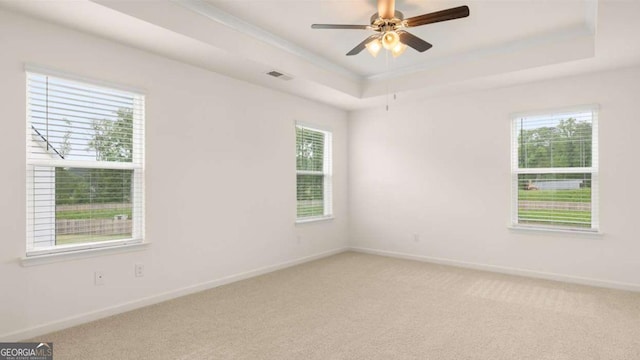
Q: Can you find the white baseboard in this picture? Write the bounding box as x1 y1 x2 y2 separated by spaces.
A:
1 247 348 342
350 246 640 293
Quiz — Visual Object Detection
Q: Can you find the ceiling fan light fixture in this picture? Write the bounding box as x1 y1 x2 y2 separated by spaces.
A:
365 38 382 57
391 42 407 58
381 30 400 50
311 1 470 57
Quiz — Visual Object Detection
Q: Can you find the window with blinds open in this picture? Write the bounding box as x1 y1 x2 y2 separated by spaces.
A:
296 124 332 221
511 106 598 231
26 70 145 256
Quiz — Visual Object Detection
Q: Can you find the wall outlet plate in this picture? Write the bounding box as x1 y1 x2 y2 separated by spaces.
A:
135 264 144 277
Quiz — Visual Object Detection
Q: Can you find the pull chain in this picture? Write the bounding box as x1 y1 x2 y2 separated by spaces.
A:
385 50 390 111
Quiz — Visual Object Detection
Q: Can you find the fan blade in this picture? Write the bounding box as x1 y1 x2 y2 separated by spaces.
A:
397 31 433 52
378 0 396 19
347 34 380 56
311 24 371 30
405 5 469 27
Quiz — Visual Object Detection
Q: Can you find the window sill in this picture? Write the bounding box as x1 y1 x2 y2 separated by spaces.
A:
295 216 334 225
508 225 603 237
21 241 149 267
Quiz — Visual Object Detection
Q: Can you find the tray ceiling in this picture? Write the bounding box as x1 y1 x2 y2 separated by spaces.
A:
2 0 639 110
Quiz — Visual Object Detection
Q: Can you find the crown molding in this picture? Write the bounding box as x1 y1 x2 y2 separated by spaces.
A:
172 0 361 81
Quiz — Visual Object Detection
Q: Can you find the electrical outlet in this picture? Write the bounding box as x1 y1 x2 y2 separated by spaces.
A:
413 233 420 242
94 271 105 286
135 264 144 277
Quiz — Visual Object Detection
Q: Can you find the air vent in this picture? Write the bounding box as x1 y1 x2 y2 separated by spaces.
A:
266 70 293 81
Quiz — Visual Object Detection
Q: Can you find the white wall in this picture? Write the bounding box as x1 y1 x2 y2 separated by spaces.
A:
349 66 640 289
0 9 348 340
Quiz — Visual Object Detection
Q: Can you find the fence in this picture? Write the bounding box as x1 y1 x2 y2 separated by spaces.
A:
56 219 132 236
529 180 584 190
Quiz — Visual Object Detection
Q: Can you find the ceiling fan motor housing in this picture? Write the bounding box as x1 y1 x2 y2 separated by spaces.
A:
371 11 405 31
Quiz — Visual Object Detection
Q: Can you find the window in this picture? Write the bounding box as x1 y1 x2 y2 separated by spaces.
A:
296 124 332 221
511 106 598 231
26 70 144 256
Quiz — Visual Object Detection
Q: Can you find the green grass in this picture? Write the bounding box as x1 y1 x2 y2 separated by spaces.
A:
518 188 592 227
519 188 591 202
518 188 591 202
519 209 591 227
297 201 324 218
56 208 132 220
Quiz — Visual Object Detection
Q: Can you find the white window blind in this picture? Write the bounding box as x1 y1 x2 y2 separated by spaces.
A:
26 71 145 256
511 106 598 231
296 124 332 220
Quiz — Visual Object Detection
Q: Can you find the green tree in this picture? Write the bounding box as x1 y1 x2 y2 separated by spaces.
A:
518 117 593 188
89 108 133 162
56 108 134 205
519 117 592 169
59 118 72 158
296 127 324 172
88 108 133 203
55 168 90 205
296 127 325 216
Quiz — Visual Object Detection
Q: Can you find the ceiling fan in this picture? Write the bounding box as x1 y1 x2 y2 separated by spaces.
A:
311 0 470 58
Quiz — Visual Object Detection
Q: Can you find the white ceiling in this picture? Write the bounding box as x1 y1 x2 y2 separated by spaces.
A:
1 0 639 110
208 0 590 77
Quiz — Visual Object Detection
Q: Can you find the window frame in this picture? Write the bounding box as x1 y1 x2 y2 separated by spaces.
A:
295 122 333 223
510 105 599 233
25 66 146 257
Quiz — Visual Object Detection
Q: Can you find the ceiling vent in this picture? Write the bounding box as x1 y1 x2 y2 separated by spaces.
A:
266 70 293 81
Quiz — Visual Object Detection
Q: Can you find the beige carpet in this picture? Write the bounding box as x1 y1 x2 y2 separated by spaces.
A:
32 252 640 359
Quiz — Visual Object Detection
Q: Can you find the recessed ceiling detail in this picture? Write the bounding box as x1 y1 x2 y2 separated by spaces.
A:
4 0 639 110
205 0 597 78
